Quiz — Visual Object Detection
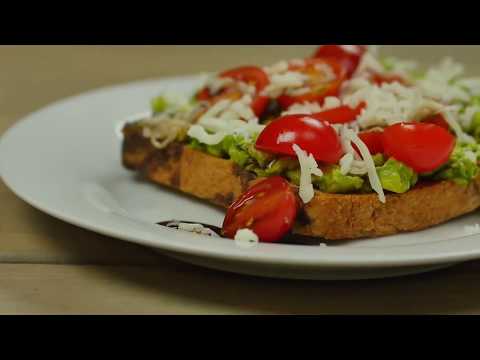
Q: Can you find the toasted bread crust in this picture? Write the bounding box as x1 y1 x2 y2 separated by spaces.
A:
122 124 480 240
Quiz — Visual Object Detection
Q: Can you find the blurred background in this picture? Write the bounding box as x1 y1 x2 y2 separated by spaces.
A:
1 45 480 137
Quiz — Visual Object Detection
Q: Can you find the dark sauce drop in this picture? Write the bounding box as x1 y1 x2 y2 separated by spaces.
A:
156 220 323 246
156 220 222 236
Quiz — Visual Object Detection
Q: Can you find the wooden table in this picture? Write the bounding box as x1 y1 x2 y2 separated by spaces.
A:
2 45 480 314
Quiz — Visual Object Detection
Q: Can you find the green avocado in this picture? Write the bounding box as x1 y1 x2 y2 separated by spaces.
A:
434 143 479 185
150 96 168 114
286 166 364 194
314 167 365 193
376 158 418 194
469 112 480 142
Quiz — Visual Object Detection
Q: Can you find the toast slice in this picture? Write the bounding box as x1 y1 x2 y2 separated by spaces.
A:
122 122 480 240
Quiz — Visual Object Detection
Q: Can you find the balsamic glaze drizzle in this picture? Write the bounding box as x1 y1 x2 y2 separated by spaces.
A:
156 220 323 246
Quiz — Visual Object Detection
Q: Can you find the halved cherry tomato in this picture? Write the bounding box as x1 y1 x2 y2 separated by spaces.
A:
251 95 270 117
311 102 366 125
196 88 211 101
196 66 271 117
255 114 343 164
277 58 347 109
222 176 299 243
357 131 384 155
422 114 450 131
313 45 367 78
219 66 270 92
371 73 408 86
383 122 455 174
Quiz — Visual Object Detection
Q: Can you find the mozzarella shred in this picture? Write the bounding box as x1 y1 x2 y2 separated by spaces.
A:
187 92 265 145
234 229 259 248
263 60 289 75
292 144 323 204
342 82 448 130
441 107 475 144
262 71 309 98
187 125 226 145
339 153 354 175
199 99 233 121
344 129 386 203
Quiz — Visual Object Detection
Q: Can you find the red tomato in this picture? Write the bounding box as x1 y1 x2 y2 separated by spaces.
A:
357 131 384 155
371 73 408 86
196 66 271 117
311 103 365 124
277 58 347 109
251 95 270 117
255 114 343 164
221 176 299 243
423 114 450 131
196 88 211 101
220 66 270 92
313 45 367 77
383 122 455 174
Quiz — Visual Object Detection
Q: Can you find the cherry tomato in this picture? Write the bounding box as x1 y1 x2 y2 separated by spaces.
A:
357 131 384 155
222 176 299 243
196 66 271 117
383 122 455 174
277 58 347 109
255 114 343 164
251 95 270 117
219 66 270 92
311 103 366 124
371 73 408 86
422 114 450 131
196 88 211 101
313 45 367 78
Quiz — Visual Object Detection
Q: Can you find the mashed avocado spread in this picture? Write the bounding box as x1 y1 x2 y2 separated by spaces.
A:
186 134 479 195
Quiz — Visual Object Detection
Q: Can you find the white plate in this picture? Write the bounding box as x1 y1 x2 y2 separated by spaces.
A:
2 75 480 280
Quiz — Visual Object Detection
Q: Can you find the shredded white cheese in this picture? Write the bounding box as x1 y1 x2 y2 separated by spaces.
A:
188 93 265 145
198 99 233 121
460 105 480 130
282 102 323 116
344 128 386 203
187 125 227 145
322 96 343 111
457 78 480 96
234 229 259 248
282 97 342 116
465 150 477 163
353 51 385 77
205 77 235 95
263 60 289 75
338 125 361 160
343 82 445 129
339 153 354 175
314 62 336 82
442 107 475 144
417 58 480 104
262 71 309 98
292 143 323 204
382 56 418 78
